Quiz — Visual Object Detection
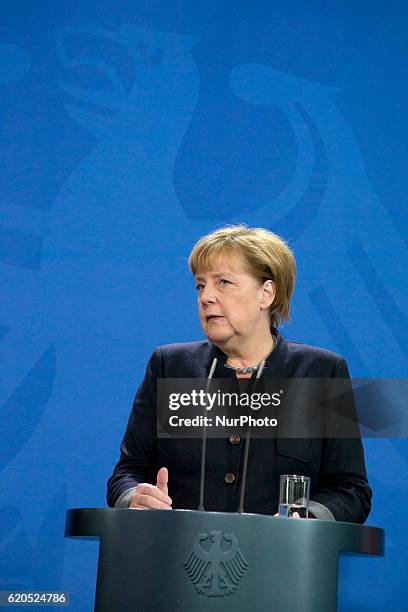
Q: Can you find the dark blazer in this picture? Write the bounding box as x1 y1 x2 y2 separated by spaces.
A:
107 334 372 523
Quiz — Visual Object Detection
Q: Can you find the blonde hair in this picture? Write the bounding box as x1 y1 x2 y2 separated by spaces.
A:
188 225 296 328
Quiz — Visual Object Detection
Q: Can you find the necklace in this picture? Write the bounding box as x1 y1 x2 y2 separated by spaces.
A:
225 335 277 375
225 363 263 375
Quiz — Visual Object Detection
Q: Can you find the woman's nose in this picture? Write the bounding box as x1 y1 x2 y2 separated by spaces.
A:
200 286 216 305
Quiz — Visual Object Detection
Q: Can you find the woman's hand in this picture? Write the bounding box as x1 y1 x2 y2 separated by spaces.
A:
130 467 172 509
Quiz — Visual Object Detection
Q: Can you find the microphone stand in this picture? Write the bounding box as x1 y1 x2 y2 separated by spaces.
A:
197 358 217 511
237 360 266 514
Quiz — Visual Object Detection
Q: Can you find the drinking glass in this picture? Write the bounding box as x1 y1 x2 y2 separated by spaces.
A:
278 474 310 518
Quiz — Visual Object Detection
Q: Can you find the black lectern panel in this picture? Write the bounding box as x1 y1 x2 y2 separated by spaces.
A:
65 509 384 612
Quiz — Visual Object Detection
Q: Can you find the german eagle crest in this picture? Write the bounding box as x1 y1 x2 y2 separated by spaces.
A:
184 530 248 597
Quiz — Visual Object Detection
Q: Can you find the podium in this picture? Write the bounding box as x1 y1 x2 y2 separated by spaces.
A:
65 508 384 611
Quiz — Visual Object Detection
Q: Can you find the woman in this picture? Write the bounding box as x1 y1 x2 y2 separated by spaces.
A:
107 225 371 523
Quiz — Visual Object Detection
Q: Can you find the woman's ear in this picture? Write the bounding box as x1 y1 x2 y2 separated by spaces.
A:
260 280 276 310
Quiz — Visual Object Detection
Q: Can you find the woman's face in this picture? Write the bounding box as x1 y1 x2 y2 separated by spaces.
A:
195 252 275 349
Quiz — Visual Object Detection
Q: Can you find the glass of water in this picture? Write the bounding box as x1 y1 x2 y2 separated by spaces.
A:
278 474 310 518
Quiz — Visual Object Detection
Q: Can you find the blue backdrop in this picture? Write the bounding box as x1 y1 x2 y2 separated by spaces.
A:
1 1 407 609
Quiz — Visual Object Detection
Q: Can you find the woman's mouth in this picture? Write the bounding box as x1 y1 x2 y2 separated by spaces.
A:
206 315 224 322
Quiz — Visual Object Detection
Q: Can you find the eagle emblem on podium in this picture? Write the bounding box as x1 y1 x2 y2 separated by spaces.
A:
184 530 248 597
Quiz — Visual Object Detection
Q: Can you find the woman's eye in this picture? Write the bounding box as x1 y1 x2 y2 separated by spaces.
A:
218 279 231 286
196 283 205 291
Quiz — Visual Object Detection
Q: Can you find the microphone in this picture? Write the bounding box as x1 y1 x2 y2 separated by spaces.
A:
197 357 218 511
237 360 266 514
